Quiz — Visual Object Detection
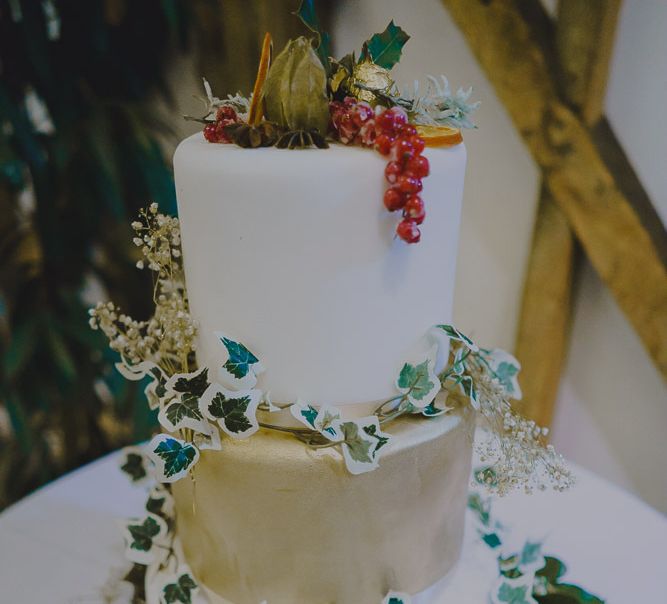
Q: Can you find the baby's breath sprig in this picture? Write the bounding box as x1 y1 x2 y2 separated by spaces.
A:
89 204 198 376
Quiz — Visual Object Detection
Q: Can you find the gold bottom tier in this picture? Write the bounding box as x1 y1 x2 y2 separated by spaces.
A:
172 405 475 604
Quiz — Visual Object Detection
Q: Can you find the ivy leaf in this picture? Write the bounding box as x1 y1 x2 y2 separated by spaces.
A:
115 359 159 381
215 331 263 387
192 422 222 451
520 540 544 568
290 402 341 441
335 417 388 475
495 582 536 604
158 392 206 433
149 434 200 483
420 400 449 417
162 573 198 604
434 324 479 352
146 484 175 520
382 592 412 604
483 532 502 548
200 383 260 438
166 366 210 398
467 492 491 527
119 447 150 483
536 557 604 604
396 347 441 408
536 557 567 584
481 348 523 400
359 21 410 69
459 375 480 410
121 512 169 565
145 365 169 410
294 0 331 73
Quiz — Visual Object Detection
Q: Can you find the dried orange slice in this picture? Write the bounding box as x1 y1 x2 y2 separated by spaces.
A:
415 125 463 147
247 32 273 126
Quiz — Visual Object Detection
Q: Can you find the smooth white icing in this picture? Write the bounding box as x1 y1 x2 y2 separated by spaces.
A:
174 133 466 405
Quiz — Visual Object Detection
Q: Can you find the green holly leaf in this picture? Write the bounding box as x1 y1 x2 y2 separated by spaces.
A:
294 0 331 72
120 448 148 483
149 434 200 483
496 582 535 604
167 367 210 398
434 324 479 352
200 384 260 438
162 573 198 604
358 20 410 69
215 332 263 385
158 392 206 432
396 349 441 408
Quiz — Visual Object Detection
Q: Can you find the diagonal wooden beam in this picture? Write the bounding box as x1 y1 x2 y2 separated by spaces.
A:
515 0 621 426
442 0 667 386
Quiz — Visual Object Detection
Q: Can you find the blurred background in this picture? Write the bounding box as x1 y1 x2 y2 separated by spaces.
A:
1 0 665 514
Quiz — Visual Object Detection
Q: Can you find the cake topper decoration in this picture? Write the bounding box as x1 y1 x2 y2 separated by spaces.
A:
185 0 479 243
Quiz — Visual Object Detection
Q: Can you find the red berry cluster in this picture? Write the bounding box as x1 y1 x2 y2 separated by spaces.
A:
203 106 241 144
329 98 429 244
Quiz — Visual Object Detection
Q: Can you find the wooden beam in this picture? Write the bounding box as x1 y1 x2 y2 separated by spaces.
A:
442 0 667 383
515 0 621 425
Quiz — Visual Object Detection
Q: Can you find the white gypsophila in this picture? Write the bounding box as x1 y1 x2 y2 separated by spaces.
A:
400 75 480 129
202 78 251 121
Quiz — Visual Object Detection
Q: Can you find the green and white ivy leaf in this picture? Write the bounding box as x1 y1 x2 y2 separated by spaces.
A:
483 532 502 548
419 397 451 417
165 366 210 398
120 512 169 565
481 348 523 400
115 359 159 381
491 573 538 604
199 383 260 439
451 346 467 376
363 421 391 452
192 422 222 451
290 401 341 441
148 434 200 483
359 20 410 70
262 391 282 412
467 492 491 528
519 540 545 574
459 375 480 410
161 572 199 604
158 392 208 433
334 417 387 475
119 446 151 484
433 324 479 352
395 346 441 408
382 592 412 604
146 484 175 520
214 331 264 388
145 365 170 410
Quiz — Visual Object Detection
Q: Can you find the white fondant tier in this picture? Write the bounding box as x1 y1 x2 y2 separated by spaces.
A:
174 134 466 405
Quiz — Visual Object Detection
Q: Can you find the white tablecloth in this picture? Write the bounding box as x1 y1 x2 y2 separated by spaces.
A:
1 447 665 603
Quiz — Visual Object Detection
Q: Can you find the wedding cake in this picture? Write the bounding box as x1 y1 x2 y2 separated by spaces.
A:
91 6 573 603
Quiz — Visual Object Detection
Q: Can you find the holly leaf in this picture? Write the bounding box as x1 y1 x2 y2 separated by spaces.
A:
162 573 198 604
166 366 210 398
200 383 260 438
434 324 479 352
358 21 410 69
294 0 331 72
396 349 441 408
121 512 169 565
149 434 200 483
120 447 150 483
158 392 206 433
215 331 264 387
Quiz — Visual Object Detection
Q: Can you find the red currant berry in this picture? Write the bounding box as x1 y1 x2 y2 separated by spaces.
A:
375 133 395 155
396 219 421 243
383 187 406 212
398 124 418 137
409 135 426 155
384 161 403 184
403 195 425 224
352 101 374 126
396 173 421 194
203 122 219 143
388 106 408 129
405 155 430 178
392 137 415 163
216 106 238 121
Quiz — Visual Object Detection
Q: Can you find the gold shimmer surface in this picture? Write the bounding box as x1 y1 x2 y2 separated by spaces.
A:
172 406 475 604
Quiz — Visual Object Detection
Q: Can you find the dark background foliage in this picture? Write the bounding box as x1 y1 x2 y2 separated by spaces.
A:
0 0 323 509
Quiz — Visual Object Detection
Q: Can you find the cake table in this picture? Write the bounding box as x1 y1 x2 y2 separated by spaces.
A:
1 439 664 604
